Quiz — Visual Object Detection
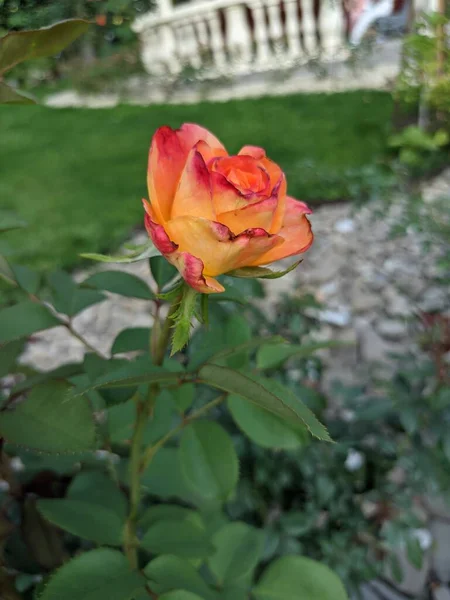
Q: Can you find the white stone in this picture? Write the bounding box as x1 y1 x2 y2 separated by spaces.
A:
345 449 365 471
317 307 352 328
384 287 412 317
334 218 355 234
376 318 408 341
430 519 450 583
433 586 450 600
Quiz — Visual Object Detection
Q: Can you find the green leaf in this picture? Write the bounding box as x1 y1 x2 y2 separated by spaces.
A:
139 505 202 530
227 395 307 450
0 382 96 453
223 314 251 369
0 301 60 344
0 211 27 233
150 256 178 289
0 81 35 104
200 336 285 371
48 271 104 317
160 592 205 600
81 242 159 264
10 362 84 397
39 548 145 600
253 556 348 600
9 264 40 295
68 470 127 517
257 341 349 370
111 328 150 354
83 271 153 300
179 421 239 503
406 537 423 570
142 519 214 559
73 360 183 396
208 522 264 586
144 555 215 599
83 354 135 406
198 365 331 441
141 448 196 502
0 19 90 74
37 497 124 546
227 259 302 280
0 339 25 378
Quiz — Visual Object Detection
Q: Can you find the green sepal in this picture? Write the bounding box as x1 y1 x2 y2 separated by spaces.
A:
170 285 199 355
226 259 302 280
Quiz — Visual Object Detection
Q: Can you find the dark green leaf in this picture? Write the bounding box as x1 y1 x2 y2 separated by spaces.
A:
0 81 35 104
37 498 124 546
179 421 239 503
208 522 264 586
48 271 104 317
253 556 348 600
406 537 423 570
160 592 205 600
227 395 307 450
9 362 83 397
111 328 150 354
0 382 96 453
141 448 196 502
68 471 127 517
144 555 215 600
0 301 59 344
198 365 331 441
150 256 178 289
142 519 214 559
257 341 349 370
0 340 25 378
9 264 40 295
39 548 146 600
139 505 202 531
83 271 153 300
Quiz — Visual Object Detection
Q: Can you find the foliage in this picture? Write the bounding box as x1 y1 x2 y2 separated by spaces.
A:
388 124 449 167
0 90 393 287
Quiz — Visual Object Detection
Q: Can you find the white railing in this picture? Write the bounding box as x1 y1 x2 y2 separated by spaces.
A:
132 0 350 79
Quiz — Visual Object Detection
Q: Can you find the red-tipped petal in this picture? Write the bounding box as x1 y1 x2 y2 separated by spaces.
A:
165 216 283 277
249 197 314 266
170 149 215 221
238 145 266 160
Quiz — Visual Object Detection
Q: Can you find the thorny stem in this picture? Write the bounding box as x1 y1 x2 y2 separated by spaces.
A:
124 294 180 569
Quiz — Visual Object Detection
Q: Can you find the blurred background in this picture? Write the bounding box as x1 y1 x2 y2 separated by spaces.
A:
1 0 449 599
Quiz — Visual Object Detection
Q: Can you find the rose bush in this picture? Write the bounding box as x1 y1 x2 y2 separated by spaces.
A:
143 123 314 293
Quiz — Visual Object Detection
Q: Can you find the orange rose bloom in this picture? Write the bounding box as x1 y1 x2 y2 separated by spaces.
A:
143 124 313 293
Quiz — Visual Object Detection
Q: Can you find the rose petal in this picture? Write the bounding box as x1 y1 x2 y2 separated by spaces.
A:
170 149 215 221
148 125 227 225
143 204 224 293
249 197 313 266
238 145 266 160
165 216 283 276
212 155 271 196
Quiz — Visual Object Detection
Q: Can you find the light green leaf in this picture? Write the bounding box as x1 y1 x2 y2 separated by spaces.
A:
253 556 348 600
0 19 90 74
83 271 153 300
37 498 124 546
198 365 331 441
81 242 159 264
68 470 127 517
9 362 84 397
407 537 424 570
0 301 59 344
257 341 348 370
171 285 198 355
208 522 264 586
179 421 239 503
0 81 35 104
0 381 96 453
9 264 40 295
142 519 214 559
160 592 205 600
227 259 302 280
111 327 150 354
227 395 307 450
139 505 203 530
144 555 215 600
39 548 146 600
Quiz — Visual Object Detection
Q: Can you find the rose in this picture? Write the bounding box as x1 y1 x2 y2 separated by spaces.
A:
143 124 313 293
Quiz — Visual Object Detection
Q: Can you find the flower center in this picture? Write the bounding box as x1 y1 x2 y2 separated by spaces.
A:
213 156 270 196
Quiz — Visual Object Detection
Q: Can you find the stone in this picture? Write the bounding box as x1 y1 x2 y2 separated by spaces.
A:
376 318 408 341
352 281 383 313
423 496 450 521
430 519 450 583
383 287 411 318
334 218 355 234
317 307 352 327
433 586 450 600
420 287 449 312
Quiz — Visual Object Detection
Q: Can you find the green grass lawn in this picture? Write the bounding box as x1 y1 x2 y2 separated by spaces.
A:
0 90 393 274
